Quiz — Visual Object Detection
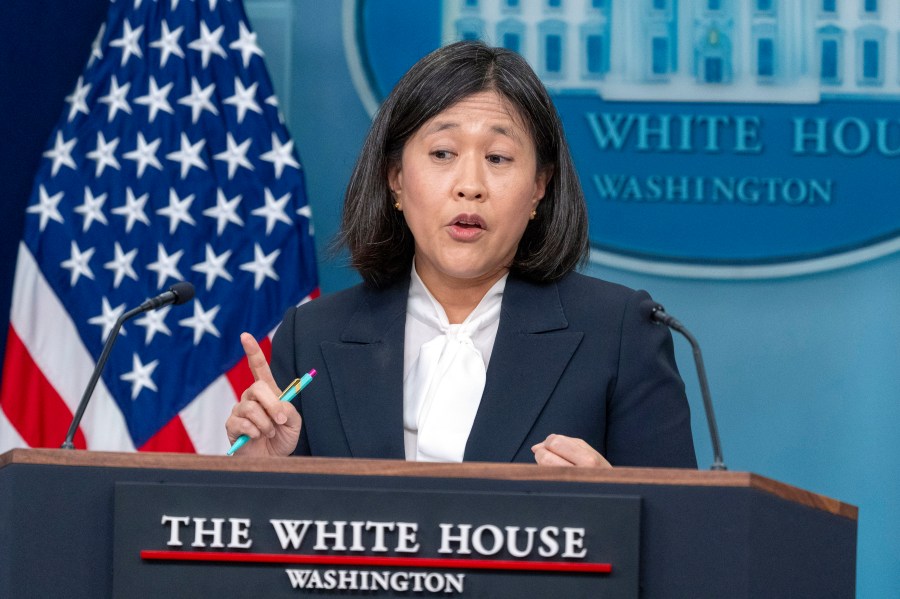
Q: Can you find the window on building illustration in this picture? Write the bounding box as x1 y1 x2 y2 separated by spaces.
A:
653 0 667 11
546 35 562 72
586 34 604 74
506 0 519 7
652 37 669 74
705 57 723 82
592 0 606 8
864 0 877 13
862 39 879 79
821 0 836 12
548 0 562 8
758 38 774 76
503 32 521 54
708 0 722 10
756 0 773 11
821 39 838 80
465 0 478 7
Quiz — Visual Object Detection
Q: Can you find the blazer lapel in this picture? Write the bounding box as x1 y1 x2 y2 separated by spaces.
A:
320 279 408 459
464 276 583 462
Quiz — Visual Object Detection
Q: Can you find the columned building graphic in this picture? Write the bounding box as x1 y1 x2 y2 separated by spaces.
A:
442 0 900 102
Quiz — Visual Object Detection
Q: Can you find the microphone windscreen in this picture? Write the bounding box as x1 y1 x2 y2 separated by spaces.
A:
169 282 195 305
639 298 663 322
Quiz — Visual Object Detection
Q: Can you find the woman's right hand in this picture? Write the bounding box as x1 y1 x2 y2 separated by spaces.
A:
224 332 302 457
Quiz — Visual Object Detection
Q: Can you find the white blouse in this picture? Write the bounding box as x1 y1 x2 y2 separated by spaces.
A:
402 265 507 461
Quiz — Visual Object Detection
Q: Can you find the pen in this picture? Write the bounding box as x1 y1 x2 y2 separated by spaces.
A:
226 369 317 456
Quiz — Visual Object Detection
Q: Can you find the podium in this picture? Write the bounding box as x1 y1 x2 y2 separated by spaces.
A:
0 449 856 598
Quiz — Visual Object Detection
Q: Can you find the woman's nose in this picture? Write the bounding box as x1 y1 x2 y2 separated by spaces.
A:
453 155 486 201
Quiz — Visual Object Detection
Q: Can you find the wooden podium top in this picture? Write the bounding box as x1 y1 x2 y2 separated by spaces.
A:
0 447 857 520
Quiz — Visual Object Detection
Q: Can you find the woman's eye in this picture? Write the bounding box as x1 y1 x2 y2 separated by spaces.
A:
487 154 509 165
431 150 451 160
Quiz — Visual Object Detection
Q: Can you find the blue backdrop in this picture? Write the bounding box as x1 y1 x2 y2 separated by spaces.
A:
2 1 896 596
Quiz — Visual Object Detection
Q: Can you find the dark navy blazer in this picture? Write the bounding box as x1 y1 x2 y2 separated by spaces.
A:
271 271 697 468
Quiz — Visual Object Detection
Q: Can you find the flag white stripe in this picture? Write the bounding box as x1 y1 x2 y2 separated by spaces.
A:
179 375 238 455
10 243 135 451
0 408 27 453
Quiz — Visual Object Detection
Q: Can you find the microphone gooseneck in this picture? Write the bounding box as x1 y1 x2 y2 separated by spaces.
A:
61 282 196 449
643 300 727 471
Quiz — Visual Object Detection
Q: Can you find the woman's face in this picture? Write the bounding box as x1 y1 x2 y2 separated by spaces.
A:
388 90 548 290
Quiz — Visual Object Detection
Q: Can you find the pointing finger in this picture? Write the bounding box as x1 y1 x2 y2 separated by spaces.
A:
240 332 279 395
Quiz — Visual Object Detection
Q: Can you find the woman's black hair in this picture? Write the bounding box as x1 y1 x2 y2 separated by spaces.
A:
339 40 588 288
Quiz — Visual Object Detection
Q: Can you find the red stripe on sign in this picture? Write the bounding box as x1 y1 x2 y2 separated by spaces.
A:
140 551 612 574
139 415 196 453
0 325 85 449
225 336 273 401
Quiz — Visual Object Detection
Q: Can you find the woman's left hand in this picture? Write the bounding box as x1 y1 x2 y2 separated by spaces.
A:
531 434 612 468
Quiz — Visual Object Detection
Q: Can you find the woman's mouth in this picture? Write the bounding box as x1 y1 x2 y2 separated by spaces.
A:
447 214 486 241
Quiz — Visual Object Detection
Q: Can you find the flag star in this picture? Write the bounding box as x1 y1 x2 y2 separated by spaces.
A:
178 299 221 345
88 296 127 342
112 187 151 233
135 305 172 344
264 94 285 122
74 187 109 232
86 132 121 177
157 189 197 234
177 78 218 124
207 0 220 10
188 21 226 68
134 76 174 123
239 243 281 290
120 353 159 400
229 21 264 67
149 19 184 67
260 133 300 178
297 204 315 235
65 76 91 122
88 23 106 67
202 189 244 235
213 133 253 179
26 185 65 232
123 132 163 177
223 78 261 124
104 242 140 289
42 131 77 177
109 19 144 66
60 241 96 286
98 76 132 122
165 133 207 178
146 243 185 288
191 243 233 290
252 188 293 235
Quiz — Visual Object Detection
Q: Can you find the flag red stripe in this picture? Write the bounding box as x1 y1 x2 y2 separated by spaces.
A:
140 551 613 573
139 415 196 453
0 325 86 449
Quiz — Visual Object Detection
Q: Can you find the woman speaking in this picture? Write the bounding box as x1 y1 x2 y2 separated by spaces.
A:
225 41 697 469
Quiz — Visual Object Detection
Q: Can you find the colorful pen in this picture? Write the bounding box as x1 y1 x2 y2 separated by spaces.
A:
226 369 317 456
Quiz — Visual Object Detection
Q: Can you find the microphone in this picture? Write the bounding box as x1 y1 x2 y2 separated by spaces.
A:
61 282 196 449
642 300 727 471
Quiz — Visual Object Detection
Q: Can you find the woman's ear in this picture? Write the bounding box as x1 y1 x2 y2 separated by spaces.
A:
388 164 402 195
533 165 553 205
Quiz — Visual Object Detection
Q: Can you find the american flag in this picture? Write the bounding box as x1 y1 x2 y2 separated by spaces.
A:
0 0 317 454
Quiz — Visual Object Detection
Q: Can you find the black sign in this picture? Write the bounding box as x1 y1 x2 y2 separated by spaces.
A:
113 482 640 598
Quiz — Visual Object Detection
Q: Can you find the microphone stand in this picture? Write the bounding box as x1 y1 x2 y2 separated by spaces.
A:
652 305 727 471
61 283 195 449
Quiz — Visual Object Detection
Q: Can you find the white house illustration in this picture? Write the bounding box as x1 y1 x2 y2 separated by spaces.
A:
441 0 900 103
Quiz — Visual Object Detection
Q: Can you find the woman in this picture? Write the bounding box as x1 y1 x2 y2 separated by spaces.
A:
226 41 696 468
